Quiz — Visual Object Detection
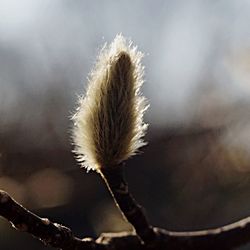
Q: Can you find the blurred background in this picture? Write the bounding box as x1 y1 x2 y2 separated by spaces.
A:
1 0 250 249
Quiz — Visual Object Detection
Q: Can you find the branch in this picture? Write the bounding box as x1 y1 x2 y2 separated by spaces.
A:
99 164 250 249
97 222 250 250
100 166 156 245
0 190 104 250
1 189 250 249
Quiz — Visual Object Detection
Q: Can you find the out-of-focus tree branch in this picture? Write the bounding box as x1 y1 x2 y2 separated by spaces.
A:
2 189 250 250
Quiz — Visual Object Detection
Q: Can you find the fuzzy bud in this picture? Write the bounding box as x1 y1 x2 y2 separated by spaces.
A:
72 35 148 171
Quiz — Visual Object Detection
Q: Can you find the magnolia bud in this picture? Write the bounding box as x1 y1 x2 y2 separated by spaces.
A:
72 35 148 171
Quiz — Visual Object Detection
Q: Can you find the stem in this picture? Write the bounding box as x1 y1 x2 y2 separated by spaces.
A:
100 166 156 245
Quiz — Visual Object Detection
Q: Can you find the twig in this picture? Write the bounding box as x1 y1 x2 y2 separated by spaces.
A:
100 165 156 245
0 190 104 250
2 189 250 249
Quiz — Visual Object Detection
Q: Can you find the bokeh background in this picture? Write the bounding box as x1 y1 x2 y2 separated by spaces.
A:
1 0 250 249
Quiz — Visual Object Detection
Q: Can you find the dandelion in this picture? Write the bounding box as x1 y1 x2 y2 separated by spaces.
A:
72 34 148 171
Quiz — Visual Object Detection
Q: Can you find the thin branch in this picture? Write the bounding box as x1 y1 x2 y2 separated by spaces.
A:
100 166 156 245
97 222 250 250
0 190 104 250
2 189 250 249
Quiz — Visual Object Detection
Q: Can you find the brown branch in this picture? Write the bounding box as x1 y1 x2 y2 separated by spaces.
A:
100 166 156 245
0 190 104 250
2 189 250 249
97 222 250 250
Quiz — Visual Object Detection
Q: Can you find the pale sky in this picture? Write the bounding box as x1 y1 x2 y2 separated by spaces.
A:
0 0 250 128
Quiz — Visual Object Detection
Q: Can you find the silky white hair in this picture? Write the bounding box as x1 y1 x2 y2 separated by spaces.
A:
72 34 148 171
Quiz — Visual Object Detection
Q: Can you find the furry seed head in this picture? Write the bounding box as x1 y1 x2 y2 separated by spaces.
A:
72 34 148 171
